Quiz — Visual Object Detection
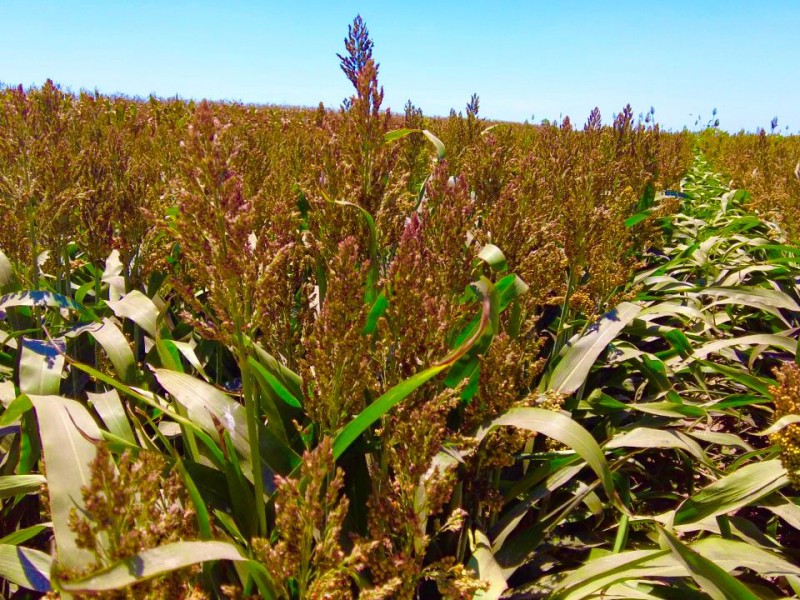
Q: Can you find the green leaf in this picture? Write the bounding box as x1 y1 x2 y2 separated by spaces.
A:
101 249 126 301
624 210 653 228
697 360 774 395
19 337 66 395
362 291 388 335
383 127 417 143
673 459 788 526
678 333 797 365
550 548 676 600
475 406 616 500
87 389 136 444
469 529 509 599
252 343 303 403
0 249 12 287
0 544 51 592
55 541 244 592
422 129 446 159
29 394 103 570
477 244 508 272
0 524 50 546
755 413 800 436
247 356 302 410
548 302 642 394
153 368 300 476
333 278 494 458
67 319 138 383
105 290 158 337
0 474 46 499
691 536 800 577
658 527 761 600
605 428 710 465
0 290 89 318
333 363 447 459
0 394 33 427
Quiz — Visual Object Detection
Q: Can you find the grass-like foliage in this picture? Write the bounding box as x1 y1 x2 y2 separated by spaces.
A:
1 16 799 600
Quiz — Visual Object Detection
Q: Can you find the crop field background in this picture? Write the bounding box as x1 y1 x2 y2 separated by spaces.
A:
1 15 800 600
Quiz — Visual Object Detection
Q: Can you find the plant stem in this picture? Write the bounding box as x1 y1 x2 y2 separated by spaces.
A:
241 352 267 538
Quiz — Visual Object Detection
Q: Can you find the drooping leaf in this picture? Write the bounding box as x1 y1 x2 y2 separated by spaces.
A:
0 474 46 499
105 290 158 338
475 406 615 500
29 394 103 570
67 318 137 383
547 302 642 394
673 459 788 526
659 527 761 600
55 540 244 592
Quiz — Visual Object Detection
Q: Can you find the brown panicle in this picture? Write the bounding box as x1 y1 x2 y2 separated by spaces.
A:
299 236 377 434
770 363 800 487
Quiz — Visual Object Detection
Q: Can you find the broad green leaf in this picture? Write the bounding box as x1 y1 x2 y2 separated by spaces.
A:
0 474 46 499
659 528 760 600
470 529 509 599
551 549 679 600
755 414 800 436
252 343 303 403
29 394 103 570
55 540 244 592
87 389 136 444
247 356 302 409
153 369 251 459
19 337 65 396
171 340 211 380
105 290 158 337
101 249 126 301
153 368 299 476
691 536 800 577
0 543 51 592
0 394 32 426
678 333 797 364
605 428 710 465
624 210 653 228
761 494 800 530
697 360 774 395
475 406 615 500
673 459 788 525
67 318 137 383
0 524 51 546
700 285 800 312
333 362 447 459
687 430 753 451
0 290 88 317
548 302 642 394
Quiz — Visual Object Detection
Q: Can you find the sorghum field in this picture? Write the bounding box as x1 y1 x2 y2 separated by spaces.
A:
2 17 800 599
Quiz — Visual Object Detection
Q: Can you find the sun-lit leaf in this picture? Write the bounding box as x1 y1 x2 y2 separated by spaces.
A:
55 540 245 592
547 302 642 394
29 394 103 570
0 544 51 592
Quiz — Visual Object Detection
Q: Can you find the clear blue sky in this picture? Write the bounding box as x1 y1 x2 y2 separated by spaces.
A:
1 1 797 133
